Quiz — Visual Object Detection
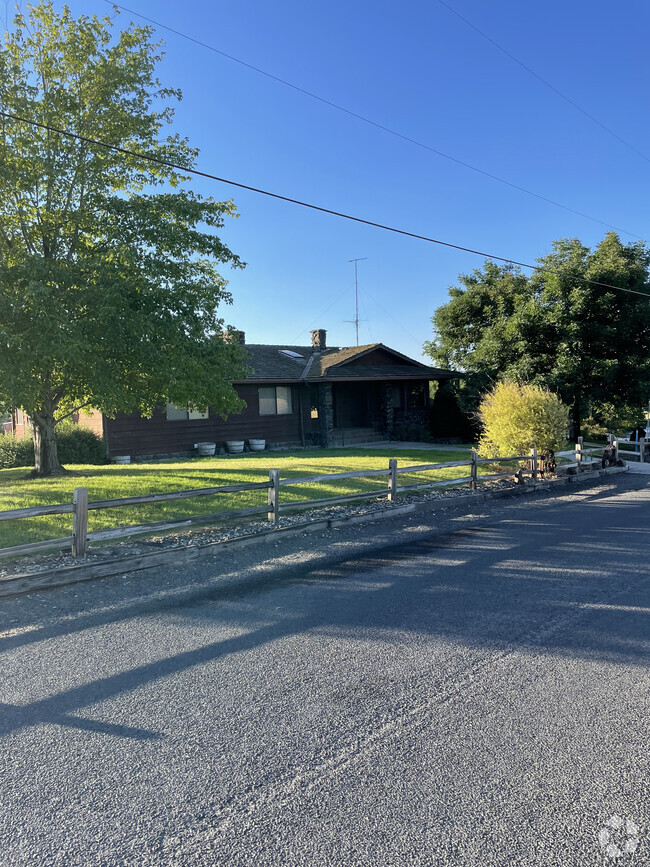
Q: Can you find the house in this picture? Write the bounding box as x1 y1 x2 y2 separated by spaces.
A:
1 407 104 440
102 330 455 459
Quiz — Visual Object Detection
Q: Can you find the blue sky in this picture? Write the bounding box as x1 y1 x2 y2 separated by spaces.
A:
21 0 650 359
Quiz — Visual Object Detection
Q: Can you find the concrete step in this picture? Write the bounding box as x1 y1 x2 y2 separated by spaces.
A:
329 429 386 446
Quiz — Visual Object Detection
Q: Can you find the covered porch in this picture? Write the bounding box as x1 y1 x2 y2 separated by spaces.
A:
310 379 431 447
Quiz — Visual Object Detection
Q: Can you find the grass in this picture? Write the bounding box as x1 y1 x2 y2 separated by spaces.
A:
0 446 475 551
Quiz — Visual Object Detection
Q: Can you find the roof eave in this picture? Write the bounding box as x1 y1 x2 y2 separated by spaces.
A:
308 372 456 383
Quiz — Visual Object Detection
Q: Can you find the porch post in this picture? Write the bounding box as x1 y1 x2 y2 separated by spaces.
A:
318 383 334 448
380 383 394 438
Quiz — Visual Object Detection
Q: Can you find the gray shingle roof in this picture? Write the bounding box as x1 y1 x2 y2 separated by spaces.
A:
235 342 453 383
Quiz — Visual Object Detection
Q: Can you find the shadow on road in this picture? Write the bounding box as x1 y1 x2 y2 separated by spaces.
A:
1 479 648 739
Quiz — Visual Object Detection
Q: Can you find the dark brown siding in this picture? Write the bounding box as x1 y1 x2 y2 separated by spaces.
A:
104 384 312 457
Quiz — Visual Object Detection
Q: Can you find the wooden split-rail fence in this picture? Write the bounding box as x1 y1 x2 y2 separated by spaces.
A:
0 439 634 562
574 434 647 466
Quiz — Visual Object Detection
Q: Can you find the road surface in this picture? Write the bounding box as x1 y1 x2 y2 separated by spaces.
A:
0 476 648 865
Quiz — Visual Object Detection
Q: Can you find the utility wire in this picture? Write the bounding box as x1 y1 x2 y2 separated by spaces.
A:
359 287 422 345
100 0 641 240
295 282 354 341
2 109 650 299
436 0 650 165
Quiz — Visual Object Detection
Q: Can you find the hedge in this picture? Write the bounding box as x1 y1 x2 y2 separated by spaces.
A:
0 420 106 469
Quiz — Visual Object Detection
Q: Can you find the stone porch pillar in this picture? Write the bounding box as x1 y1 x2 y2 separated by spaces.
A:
380 383 394 438
318 383 334 447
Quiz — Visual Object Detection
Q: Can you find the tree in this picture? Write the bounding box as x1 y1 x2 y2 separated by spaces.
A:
476 381 569 457
424 260 533 417
425 234 650 438
0 3 248 475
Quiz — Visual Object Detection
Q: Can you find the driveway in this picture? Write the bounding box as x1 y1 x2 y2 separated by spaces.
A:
0 476 648 865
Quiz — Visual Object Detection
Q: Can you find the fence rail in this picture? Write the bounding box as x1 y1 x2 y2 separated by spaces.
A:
2 439 631 562
575 434 648 466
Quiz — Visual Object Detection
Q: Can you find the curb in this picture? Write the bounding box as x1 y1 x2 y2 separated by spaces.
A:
0 465 629 599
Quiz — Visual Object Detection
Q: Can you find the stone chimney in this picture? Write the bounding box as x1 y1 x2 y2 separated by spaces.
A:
226 328 246 345
310 329 326 350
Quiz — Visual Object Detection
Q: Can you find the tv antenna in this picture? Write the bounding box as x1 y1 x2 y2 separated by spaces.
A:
346 257 367 345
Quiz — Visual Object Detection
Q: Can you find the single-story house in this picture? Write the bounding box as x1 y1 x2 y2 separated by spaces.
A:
102 329 455 459
2 330 456 459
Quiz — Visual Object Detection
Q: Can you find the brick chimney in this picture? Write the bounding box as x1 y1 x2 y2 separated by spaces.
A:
310 329 326 349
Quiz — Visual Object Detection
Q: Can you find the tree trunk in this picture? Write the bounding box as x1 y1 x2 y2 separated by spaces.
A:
31 412 65 476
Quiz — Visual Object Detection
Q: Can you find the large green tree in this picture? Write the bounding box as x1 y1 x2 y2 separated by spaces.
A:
0 2 248 475
425 233 650 437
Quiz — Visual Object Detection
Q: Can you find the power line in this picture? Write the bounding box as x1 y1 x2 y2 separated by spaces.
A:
294 282 354 341
359 287 423 346
2 109 650 299
100 0 641 240
436 0 650 165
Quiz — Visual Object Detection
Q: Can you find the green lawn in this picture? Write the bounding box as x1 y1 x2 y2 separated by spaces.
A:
0 446 475 551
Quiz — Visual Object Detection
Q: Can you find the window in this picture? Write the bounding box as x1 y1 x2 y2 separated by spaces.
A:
166 403 209 421
259 386 293 415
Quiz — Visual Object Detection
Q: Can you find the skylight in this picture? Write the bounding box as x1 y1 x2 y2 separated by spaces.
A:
279 349 304 359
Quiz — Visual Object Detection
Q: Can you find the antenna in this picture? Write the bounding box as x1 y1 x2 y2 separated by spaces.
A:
346 257 367 345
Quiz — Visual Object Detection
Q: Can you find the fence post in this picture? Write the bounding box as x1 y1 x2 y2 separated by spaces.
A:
388 458 397 502
267 469 279 525
470 450 478 491
607 433 618 464
576 436 583 468
530 446 538 481
72 487 88 558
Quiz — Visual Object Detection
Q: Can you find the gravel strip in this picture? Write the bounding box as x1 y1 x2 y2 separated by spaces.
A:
0 478 518 580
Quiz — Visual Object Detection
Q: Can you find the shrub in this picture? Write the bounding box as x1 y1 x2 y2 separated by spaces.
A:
0 420 105 469
429 382 477 441
391 412 433 442
55 419 106 465
477 381 569 458
0 433 34 468
581 417 609 442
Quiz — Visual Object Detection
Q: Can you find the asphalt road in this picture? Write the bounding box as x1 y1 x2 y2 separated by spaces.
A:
0 476 649 866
